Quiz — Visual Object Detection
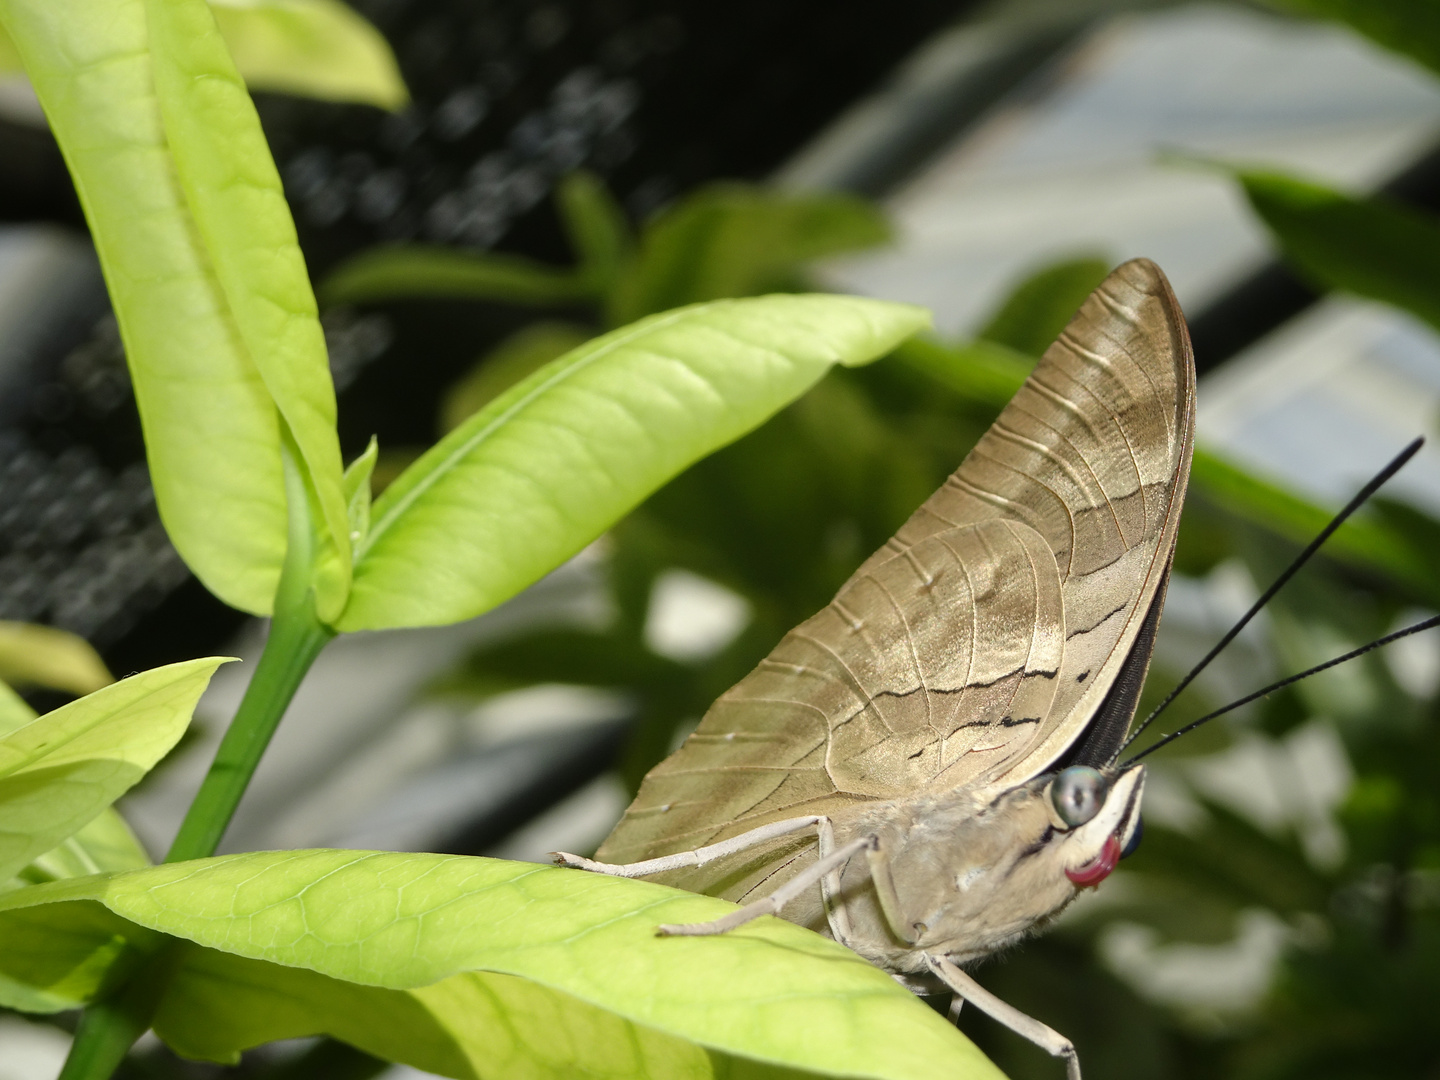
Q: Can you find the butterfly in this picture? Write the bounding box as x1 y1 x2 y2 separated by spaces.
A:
559 257 1195 1080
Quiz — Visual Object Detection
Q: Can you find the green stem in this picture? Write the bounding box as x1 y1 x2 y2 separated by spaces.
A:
167 437 338 862
57 998 150 1080
164 604 333 862
57 945 179 1080
60 439 340 1078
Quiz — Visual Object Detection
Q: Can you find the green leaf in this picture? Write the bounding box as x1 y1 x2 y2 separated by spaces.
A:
0 2 408 103
437 627 684 699
0 0 342 616
1231 167 1440 332
209 0 408 111
157 948 730 1077
976 256 1112 357
0 852 1001 1080
1266 0 1440 79
1189 448 1439 606
440 322 594 433
0 621 112 698
0 682 35 739
0 657 230 882
0 22 18 71
146 0 351 618
22 809 151 884
890 335 1033 410
558 171 633 293
319 245 590 308
342 436 378 558
0 897 154 1013
339 294 931 631
0 897 810 1077
607 184 892 326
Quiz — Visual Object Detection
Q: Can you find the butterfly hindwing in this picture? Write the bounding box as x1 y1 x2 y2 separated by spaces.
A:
596 519 1065 899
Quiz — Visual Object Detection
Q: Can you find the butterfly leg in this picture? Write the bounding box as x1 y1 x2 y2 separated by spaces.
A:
658 833 877 937
813 816 858 947
554 815 836 878
926 955 1080 1080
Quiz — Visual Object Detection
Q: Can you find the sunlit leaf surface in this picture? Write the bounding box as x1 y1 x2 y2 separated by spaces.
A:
0 851 1002 1080
146 0 351 616
210 0 408 110
0 659 229 882
339 294 929 630
0 622 112 698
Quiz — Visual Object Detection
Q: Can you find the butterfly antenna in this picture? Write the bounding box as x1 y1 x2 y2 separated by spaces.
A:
1124 613 1440 765
1115 436 1424 761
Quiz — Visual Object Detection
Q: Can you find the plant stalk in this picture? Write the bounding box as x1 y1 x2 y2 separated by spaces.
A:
56 944 181 1080
167 438 338 862
60 440 339 1078
164 606 333 862
57 998 151 1080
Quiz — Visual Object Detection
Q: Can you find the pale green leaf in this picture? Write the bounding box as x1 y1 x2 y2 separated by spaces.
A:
607 185 893 326
0 657 231 881
0 681 34 739
158 948 726 1077
146 0 351 619
0 2 407 103
0 897 153 1013
21 809 151 884
0 0 287 615
342 436 378 557
210 0 408 111
69 810 151 874
0 852 1001 1080
440 322 594 433
0 22 18 71
0 897 802 1077
339 294 931 631
0 621 112 697
319 245 589 307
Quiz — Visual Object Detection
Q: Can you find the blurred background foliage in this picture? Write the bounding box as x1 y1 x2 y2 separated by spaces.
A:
307 3 1440 1072
317 51 1440 1075
2 0 1440 1077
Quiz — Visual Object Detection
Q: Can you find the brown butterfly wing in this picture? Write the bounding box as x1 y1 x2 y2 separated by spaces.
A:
598 517 1064 845
856 257 1195 786
597 258 1195 898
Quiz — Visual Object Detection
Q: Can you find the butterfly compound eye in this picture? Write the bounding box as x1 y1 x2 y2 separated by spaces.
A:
1051 766 1108 828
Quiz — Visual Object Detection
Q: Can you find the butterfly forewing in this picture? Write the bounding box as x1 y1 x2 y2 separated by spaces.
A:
598 258 1195 902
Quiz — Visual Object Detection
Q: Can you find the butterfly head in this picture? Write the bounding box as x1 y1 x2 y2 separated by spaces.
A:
882 762 1146 963
1043 763 1146 888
